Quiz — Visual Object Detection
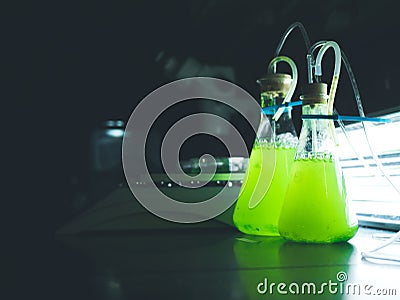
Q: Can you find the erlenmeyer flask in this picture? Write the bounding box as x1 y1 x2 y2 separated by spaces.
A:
278 83 358 243
233 58 298 236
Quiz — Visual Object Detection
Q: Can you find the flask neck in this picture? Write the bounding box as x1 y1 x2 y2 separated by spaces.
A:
261 92 275 108
257 94 297 148
295 103 336 159
261 93 293 118
302 103 328 115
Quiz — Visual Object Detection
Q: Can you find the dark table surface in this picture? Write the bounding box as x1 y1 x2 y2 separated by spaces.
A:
8 185 399 300
19 226 394 300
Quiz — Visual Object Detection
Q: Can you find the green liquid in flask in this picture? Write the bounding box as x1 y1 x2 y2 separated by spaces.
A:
278 157 358 243
233 144 296 236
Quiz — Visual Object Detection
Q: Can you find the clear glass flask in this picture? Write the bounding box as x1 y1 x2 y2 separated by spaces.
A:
233 73 298 236
278 83 358 243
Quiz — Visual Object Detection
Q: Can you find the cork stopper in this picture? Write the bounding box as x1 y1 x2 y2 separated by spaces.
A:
300 83 328 105
257 73 292 97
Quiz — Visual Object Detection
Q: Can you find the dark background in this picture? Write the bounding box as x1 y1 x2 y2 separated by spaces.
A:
5 0 400 298
6 0 400 261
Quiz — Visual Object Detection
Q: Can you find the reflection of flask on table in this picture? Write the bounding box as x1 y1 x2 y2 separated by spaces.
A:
279 83 358 243
233 56 298 236
233 236 285 298
278 242 355 299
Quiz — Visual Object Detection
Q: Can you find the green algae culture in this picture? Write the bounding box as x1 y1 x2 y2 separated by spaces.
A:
278 156 358 243
233 143 296 236
233 69 298 236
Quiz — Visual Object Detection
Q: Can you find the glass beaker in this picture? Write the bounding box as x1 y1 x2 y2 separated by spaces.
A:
278 83 358 243
233 71 298 236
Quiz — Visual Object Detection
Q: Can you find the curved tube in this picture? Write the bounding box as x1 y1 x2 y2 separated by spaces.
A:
267 56 298 121
310 40 327 58
309 38 400 261
324 43 400 258
309 42 374 170
315 41 341 144
275 22 311 57
339 47 400 194
362 230 400 262
308 40 326 83
315 41 341 109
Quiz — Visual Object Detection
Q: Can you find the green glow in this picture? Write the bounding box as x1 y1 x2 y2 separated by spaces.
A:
233 145 296 236
278 158 358 243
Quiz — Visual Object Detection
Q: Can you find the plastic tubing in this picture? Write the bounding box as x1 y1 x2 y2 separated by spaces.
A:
339 48 400 194
339 49 396 187
314 41 400 261
339 45 400 265
314 41 400 191
275 22 311 80
301 114 390 123
315 41 341 114
315 41 341 145
312 40 365 117
267 56 298 121
309 41 372 171
309 40 326 83
275 22 311 57
361 230 400 262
